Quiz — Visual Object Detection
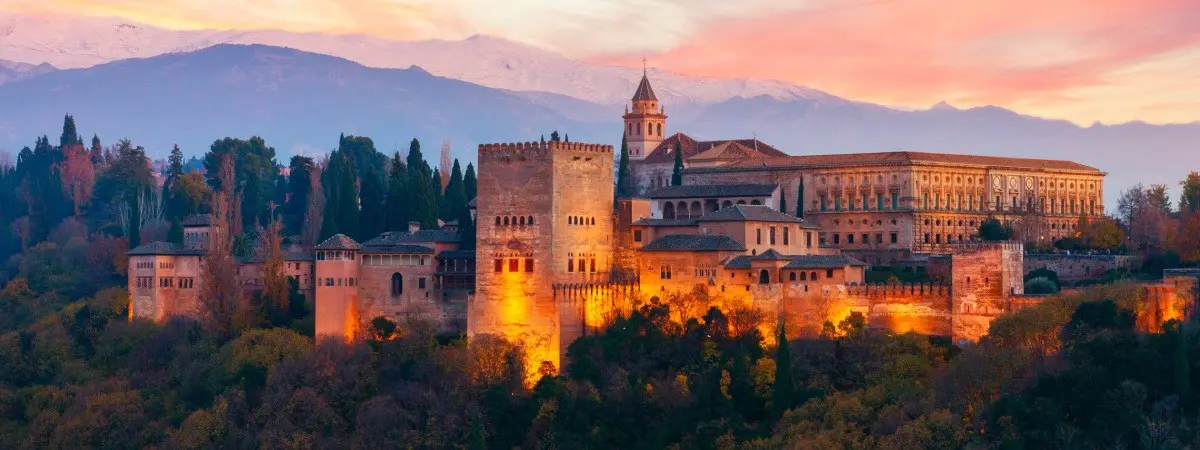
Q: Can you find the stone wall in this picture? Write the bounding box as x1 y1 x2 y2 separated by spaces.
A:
1024 254 1139 285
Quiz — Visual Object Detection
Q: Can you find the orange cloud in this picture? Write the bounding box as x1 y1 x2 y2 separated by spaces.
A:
592 0 1200 125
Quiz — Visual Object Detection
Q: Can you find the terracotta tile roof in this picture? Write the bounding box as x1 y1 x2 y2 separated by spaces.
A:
436 249 476 260
700 151 1100 173
181 214 214 227
639 133 788 165
641 234 746 252
360 244 435 254
315 234 360 250
725 254 866 270
644 184 778 199
632 73 658 102
633 218 700 227
128 241 206 256
689 141 764 162
750 249 788 260
361 230 461 246
697 205 819 228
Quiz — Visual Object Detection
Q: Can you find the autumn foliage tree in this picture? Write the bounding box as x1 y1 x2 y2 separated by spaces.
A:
58 143 95 217
200 155 246 336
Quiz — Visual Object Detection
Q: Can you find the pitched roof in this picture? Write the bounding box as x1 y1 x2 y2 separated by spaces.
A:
697 205 818 227
361 229 461 247
644 184 778 199
641 234 746 252
127 241 206 256
437 249 476 260
724 254 867 270
315 234 360 250
181 214 214 227
360 244 435 254
751 249 788 260
639 133 788 165
688 141 765 162
632 73 658 102
633 218 700 227
697 151 1100 173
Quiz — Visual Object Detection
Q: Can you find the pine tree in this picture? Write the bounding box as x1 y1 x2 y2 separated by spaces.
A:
385 152 409 231
442 159 466 221
550 131 561 142
616 134 631 199
464 163 477 201
335 152 360 239
540 135 546 144
772 321 794 414
59 114 80 148
431 168 444 221
796 181 804 218
167 145 184 180
564 133 570 142
408 165 439 230
457 204 475 250
284 156 315 237
406 138 425 174
90 134 103 164
359 167 387 240
670 140 684 186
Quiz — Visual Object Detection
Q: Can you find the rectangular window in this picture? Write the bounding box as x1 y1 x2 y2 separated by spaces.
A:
818 233 826 246
634 230 642 242
568 259 574 272
833 234 840 245
877 194 884 211
890 233 898 244
834 197 842 211
590 259 596 273
875 233 883 244
891 193 899 210
756 228 762 245
494 259 502 273
847 234 855 244
923 193 929 209
525 258 534 272
419 278 426 289
862 233 869 245
769 226 776 245
508 258 519 272
820 195 828 212
848 195 856 211
924 234 930 244
578 259 585 273
826 269 834 278
783 227 790 246
806 232 813 248
995 196 1002 211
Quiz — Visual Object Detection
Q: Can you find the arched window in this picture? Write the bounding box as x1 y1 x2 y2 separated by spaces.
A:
800 271 808 281
758 269 770 285
519 216 526 226
656 123 662 136
495 216 501 226
503 217 510 226
737 200 747 205
591 217 596 225
663 202 676 219
528 216 534 225
722 200 733 208
627 123 632 135
569 216 574 225
810 271 818 280
789 272 796 281
391 273 403 296
636 123 642 135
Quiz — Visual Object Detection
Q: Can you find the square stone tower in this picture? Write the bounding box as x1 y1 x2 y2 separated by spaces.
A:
471 141 615 375
950 241 1024 342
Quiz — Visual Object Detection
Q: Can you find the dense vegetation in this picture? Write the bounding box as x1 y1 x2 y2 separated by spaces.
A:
2 116 1200 448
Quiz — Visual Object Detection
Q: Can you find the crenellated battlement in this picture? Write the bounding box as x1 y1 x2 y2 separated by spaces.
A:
948 241 1024 254
842 282 951 298
479 141 613 155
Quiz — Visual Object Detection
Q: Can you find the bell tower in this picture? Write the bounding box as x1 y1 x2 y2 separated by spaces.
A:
623 63 666 161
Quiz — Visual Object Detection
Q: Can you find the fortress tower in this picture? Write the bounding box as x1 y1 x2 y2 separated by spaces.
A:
313 234 362 341
470 141 615 376
623 69 666 161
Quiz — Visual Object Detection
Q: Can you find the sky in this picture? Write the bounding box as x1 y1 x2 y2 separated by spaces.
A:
3 0 1199 126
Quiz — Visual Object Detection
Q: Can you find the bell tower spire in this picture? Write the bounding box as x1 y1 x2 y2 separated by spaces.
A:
623 62 666 162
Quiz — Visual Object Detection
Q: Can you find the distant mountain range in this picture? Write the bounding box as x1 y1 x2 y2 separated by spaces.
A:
1 11 1198 206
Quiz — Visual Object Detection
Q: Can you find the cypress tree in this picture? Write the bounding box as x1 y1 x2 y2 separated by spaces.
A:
796 181 804 218
564 133 570 142
59 114 80 147
359 166 387 240
385 152 409 231
168 216 184 244
408 165 439 229
442 159 466 221
616 134 631 199
773 321 794 413
431 168 444 221
284 156 315 236
779 189 787 214
90 134 103 164
540 135 545 144
550 131 561 142
670 140 684 186
335 152 360 239
463 163 477 201
406 138 424 174
457 204 476 250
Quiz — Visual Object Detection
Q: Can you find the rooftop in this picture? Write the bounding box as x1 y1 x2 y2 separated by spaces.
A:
644 183 778 199
697 205 818 227
641 234 746 252
360 244 435 255
361 229 461 246
640 133 788 165
632 73 658 102
128 241 206 256
181 214 214 227
692 151 1101 173
633 218 700 227
314 234 360 250
725 254 867 269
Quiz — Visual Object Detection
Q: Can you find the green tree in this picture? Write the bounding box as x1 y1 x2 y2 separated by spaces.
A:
162 144 186 220
772 321 794 413
978 216 1013 241
1180 171 1200 213
795 181 804 218
616 134 631 199
779 189 787 214
550 131 561 142
385 152 409 231
463 162 477 201
283 156 315 236
359 167 387 240
89 134 103 164
320 150 360 241
168 216 184 244
670 140 684 186
431 167 444 220
202 137 278 232
441 160 467 221
405 139 438 229
59 114 81 148
457 204 475 250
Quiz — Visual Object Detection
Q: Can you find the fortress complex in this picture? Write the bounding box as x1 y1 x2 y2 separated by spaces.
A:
126 71 1196 378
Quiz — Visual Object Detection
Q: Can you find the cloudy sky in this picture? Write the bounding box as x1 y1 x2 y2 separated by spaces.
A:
4 0 1199 125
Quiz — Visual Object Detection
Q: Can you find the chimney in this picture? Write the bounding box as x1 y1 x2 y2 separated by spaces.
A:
408 221 421 233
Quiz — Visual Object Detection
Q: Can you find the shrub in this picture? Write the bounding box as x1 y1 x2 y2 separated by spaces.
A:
1024 277 1058 295
1025 268 1060 288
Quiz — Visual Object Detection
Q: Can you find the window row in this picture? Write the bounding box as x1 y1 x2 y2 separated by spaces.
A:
826 233 900 246
322 277 358 287
568 258 597 273
569 216 596 226
660 265 672 279
362 254 429 266
135 261 154 269
753 227 814 248
755 269 835 284
493 258 536 273
317 251 355 261
496 215 535 227
628 122 663 138
923 234 977 245
134 276 194 289
438 258 476 273
819 193 901 212
389 273 427 296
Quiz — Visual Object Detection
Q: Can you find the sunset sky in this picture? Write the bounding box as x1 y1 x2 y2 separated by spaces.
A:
4 0 1199 125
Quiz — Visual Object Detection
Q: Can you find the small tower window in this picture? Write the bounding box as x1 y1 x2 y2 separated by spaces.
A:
495 217 501 226
503 217 509 226
391 273 403 296
528 216 534 225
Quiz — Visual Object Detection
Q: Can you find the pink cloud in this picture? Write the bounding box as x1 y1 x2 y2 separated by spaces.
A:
592 0 1200 123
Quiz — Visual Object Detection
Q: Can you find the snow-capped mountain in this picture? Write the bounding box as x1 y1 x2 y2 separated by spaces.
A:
0 11 840 105
0 59 56 85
